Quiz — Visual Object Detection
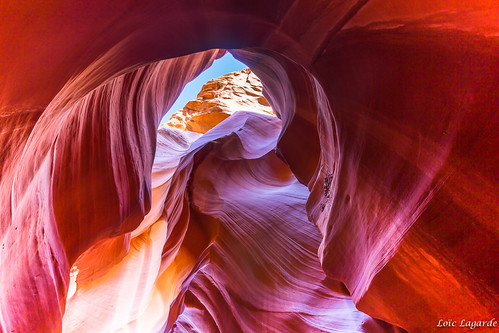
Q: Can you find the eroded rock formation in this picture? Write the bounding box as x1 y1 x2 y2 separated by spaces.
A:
167 68 274 133
0 1 497 332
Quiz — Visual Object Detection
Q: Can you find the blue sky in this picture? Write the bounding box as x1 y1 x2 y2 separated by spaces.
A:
160 52 247 124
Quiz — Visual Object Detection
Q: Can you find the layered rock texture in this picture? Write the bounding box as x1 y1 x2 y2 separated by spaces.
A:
167 68 274 133
0 1 498 332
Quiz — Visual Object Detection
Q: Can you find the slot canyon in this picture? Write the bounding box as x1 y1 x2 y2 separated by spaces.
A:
0 1 497 332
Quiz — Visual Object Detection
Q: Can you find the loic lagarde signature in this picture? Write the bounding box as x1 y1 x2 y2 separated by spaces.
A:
0 1 497 333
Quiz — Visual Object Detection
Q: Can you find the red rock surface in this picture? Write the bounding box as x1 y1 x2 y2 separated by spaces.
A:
0 1 497 332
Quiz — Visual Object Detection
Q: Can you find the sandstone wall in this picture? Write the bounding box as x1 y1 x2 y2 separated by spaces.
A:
0 1 497 332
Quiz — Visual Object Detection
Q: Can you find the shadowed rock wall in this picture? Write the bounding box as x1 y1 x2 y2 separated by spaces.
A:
0 1 497 332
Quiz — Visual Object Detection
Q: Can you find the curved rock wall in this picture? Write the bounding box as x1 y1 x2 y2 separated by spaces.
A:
0 1 497 332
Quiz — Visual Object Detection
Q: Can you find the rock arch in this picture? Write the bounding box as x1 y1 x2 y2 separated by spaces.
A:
0 1 497 332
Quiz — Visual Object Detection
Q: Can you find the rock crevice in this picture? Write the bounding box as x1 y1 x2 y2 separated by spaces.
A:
0 1 497 332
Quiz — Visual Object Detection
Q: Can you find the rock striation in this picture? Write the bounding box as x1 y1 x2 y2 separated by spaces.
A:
167 68 274 133
0 1 497 332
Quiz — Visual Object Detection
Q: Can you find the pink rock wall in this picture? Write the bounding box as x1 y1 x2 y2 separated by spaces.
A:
0 1 497 332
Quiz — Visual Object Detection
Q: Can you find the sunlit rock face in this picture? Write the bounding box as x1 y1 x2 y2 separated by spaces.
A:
167 68 274 133
0 1 497 332
63 73 392 332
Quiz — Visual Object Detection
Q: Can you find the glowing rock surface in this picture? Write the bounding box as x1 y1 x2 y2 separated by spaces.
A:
167 68 274 133
0 1 497 332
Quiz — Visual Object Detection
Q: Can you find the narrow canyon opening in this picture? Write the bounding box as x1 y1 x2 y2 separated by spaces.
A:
59 48 385 332
62 49 337 332
162 53 277 134
1 3 496 332
159 52 248 124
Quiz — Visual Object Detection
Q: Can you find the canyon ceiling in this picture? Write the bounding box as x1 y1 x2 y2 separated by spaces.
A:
0 1 498 332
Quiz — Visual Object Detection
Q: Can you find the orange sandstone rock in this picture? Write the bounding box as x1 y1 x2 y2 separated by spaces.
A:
0 1 497 332
166 68 274 133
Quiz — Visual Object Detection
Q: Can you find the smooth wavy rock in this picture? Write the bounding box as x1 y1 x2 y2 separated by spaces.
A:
0 1 497 332
169 112 398 333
